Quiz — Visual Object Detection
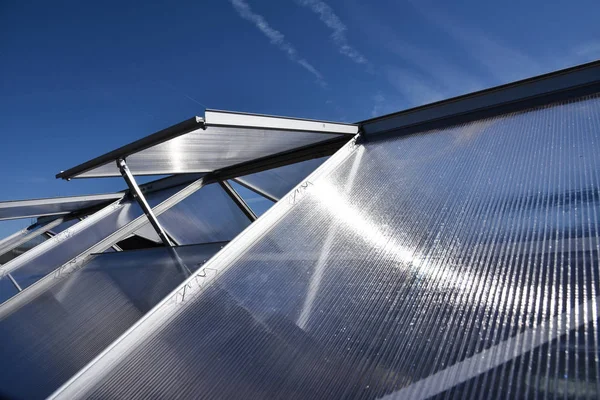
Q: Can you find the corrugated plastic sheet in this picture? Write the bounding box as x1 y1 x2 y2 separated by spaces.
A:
76 126 343 178
0 194 122 221
0 242 227 399
236 157 328 200
0 233 48 265
158 183 251 245
53 95 600 399
0 188 177 291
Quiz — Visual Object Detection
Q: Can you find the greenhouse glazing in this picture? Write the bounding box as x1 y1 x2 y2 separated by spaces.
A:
0 60 599 399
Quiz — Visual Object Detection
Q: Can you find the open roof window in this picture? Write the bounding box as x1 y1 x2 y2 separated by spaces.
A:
56 110 357 179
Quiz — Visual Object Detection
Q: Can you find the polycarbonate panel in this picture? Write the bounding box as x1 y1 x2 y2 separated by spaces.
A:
158 183 251 245
0 193 122 221
0 242 227 400
0 276 18 303
76 127 344 177
236 156 328 200
229 180 275 217
132 223 162 243
53 95 600 399
0 220 67 265
0 225 40 256
0 233 47 265
47 218 80 234
0 189 177 292
5 200 139 290
0 228 29 254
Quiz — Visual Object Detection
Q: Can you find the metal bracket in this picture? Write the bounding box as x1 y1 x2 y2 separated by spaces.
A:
117 158 174 247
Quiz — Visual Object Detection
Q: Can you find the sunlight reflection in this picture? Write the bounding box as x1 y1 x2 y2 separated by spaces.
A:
297 147 364 329
166 137 186 173
299 147 496 320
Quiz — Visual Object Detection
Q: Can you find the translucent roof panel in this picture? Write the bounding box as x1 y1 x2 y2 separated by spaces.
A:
75 127 346 178
132 223 162 244
46 209 163 246
0 193 122 221
0 219 69 267
228 180 275 217
0 234 47 265
158 183 252 245
0 186 182 293
0 225 41 257
0 242 228 399
7 199 140 290
46 218 80 235
57 111 357 179
54 94 600 399
235 157 328 201
0 276 18 304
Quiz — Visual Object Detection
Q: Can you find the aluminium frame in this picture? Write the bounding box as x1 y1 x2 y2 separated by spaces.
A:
0 193 123 221
50 60 600 398
56 111 357 180
117 159 173 247
231 178 279 202
0 217 64 257
360 59 600 137
218 180 257 222
56 117 205 180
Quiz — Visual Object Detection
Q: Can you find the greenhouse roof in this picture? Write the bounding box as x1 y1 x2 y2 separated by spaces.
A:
0 60 599 399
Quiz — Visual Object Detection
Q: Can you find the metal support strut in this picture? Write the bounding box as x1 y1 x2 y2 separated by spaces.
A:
219 180 257 222
117 159 174 247
7 273 22 292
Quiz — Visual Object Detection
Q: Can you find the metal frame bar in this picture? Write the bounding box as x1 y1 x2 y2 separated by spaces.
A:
0 217 65 259
0 227 29 251
0 241 228 320
44 220 122 252
135 134 350 196
71 176 207 260
209 134 350 182
6 273 22 292
218 181 257 222
0 196 126 277
0 193 123 221
117 159 173 247
56 111 357 181
138 173 205 195
56 117 205 180
111 243 123 252
360 60 600 137
231 178 279 202
48 137 362 400
0 176 208 306
204 109 358 134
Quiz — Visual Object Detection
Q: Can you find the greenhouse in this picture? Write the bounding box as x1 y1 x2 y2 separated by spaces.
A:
0 60 599 399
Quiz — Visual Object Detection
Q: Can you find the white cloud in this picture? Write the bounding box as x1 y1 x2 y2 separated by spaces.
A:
296 0 368 65
230 0 326 86
373 92 385 103
370 92 385 117
573 41 600 61
408 1 543 83
371 22 486 96
385 66 446 107
344 1 485 112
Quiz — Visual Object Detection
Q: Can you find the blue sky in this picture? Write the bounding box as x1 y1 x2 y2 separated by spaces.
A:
1 0 599 237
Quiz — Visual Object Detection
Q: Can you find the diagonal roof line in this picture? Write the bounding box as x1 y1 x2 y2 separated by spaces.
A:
56 111 357 180
0 193 124 221
56 117 204 180
360 59 600 137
